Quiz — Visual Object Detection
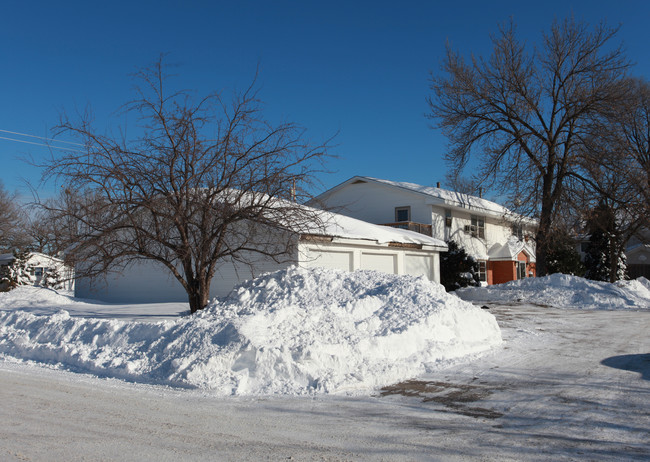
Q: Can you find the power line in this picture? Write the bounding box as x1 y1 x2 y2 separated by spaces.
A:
0 128 87 147
0 135 87 154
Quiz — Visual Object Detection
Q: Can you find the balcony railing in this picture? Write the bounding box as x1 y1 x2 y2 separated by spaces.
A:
380 221 433 237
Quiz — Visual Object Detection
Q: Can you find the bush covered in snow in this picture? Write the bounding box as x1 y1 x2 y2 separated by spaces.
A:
0 266 502 395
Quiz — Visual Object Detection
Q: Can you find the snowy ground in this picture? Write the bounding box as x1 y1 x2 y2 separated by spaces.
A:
1 272 649 461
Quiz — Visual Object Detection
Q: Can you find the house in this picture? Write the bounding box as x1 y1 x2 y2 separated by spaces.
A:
626 243 650 279
0 252 75 291
626 228 650 279
312 176 537 285
75 207 448 304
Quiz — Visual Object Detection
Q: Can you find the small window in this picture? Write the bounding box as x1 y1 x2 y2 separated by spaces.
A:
395 206 410 222
512 224 523 240
34 267 44 278
478 261 487 282
470 215 485 239
445 209 452 228
517 262 526 279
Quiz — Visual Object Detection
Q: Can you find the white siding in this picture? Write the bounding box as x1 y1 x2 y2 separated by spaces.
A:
438 207 489 260
75 260 190 303
318 181 432 225
320 180 534 264
76 233 444 304
432 205 533 262
76 254 293 303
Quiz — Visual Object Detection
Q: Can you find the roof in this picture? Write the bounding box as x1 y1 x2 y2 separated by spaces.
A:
0 252 65 264
487 236 536 262
310 208 447 249
626 243 650 255
231 190 448 249
0 253 14 265
320 176 537 224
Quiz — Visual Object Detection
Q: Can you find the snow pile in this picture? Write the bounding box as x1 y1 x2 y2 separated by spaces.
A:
457 274 650 310
0 286 76 310
0 267 501 395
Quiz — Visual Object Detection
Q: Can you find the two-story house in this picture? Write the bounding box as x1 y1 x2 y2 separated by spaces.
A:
313 176 537 285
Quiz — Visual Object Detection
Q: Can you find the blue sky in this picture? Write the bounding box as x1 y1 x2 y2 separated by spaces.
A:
2 1 650 202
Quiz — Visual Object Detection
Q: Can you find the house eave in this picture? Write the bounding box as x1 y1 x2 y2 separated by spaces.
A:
299 234 447 252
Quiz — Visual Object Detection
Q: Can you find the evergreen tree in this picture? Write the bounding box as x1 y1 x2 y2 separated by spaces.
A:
440 240 480 292
584 201 628 282
0 263 10 291
41 265 63 289
0 250 31 290
8 250 33 287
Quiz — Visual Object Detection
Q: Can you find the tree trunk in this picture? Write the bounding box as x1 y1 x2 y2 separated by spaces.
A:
187 278 210 314
609 237 616 283
535 176 555 277
536 228 548 277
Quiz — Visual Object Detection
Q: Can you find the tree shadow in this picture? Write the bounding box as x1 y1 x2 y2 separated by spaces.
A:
601 354 650 380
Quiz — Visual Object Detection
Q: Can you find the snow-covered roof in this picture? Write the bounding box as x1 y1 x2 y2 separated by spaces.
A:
487 236 536 262
325 176 536 224
0 252 66 267
303 206 447 249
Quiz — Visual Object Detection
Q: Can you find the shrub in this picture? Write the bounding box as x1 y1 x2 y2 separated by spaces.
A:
440 240 480 292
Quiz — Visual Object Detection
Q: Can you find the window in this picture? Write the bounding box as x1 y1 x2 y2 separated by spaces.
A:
445 209 452 228
34 267 44 278
395 206 410 222
517 262 526 280
478 260 487 282
512 224 523 240
469 215 485 239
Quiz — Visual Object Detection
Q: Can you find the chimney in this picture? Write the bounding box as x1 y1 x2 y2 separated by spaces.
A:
436 182 441 188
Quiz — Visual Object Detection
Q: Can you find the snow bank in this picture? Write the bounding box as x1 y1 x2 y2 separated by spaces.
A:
0 286 76 310
0 267 501 395
457 274 650 310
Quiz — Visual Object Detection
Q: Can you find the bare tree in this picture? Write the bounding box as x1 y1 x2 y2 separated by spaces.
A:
443 174 484 197
591 78 650 237
42 58 330 313
617 79 650 204
427 17 630 275
566 77 650 281
25 204 70 256
0 182 30 252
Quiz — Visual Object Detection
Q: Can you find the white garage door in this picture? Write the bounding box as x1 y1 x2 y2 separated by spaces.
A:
305 250 353 272
360 252 397 274
404 254 432 279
